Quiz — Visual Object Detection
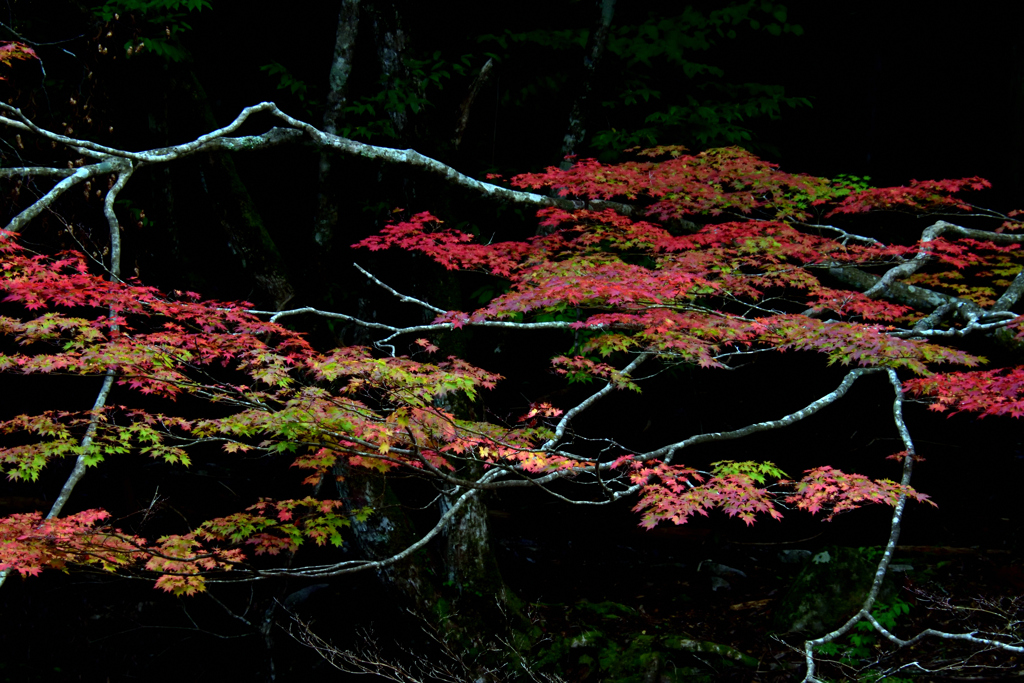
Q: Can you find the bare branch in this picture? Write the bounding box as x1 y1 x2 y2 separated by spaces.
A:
45 368 118 521
862 220 1024 301
800 369 917 682
255 469 499 578
0 166 76 178
103 164 133 281
797 222 882 246
993 269 1024 312
0 101 634 245
3 159 128 233
354 262 447 315
644 367 882 464
828 262 990 319
542 353 650 452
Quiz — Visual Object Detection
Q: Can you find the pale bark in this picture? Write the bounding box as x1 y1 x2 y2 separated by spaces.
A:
314 0 360 261
799 370 1024 681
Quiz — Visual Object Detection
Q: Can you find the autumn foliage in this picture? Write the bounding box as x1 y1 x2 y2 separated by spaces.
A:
3 140 1023 593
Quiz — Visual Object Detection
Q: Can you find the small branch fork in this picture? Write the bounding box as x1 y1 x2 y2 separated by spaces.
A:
824 219 1024 331
179 364 889 584
4 99 1020 341
4 103 1023 683
798 369 1023 682
0 100 629 237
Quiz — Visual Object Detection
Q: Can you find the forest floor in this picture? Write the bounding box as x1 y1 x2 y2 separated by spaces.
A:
2 493 1021 682
490 501 1024 682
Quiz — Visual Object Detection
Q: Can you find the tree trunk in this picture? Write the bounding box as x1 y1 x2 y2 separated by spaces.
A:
559 0 616 169
335 465 445 621
369 0 413 142
439 464 527 638
311 0 361 298
335 445 531 676
180 71 295 309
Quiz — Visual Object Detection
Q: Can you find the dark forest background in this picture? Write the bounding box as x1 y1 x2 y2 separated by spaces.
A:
1 1 1023 681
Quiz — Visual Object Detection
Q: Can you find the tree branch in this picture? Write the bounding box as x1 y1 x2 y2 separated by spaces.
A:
0 367 118 591
800 369 917 682
542 353 649 452
0 101 635 246
643 368 882 464
3 159 127 233
255 468 501 578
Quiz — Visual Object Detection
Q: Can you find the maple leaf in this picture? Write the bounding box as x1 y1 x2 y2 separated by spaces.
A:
414 337 439 354
905 366 1024 418
154 574 206 596
2 111 1019 611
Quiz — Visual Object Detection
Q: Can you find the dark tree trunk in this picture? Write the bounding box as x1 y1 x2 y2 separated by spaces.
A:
369 0 412 141
335 466 446 619
453 57 494 149
559 0 616 168
311 0 361 294
1011 42 1024 203
335 459 531 678
180 72 295 309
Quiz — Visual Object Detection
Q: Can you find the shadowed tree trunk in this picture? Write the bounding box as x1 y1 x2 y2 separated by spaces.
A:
331 270 531 669
1010 42 1024 204
559 0 616 169
453 57 494 150
313 0 361 265
335 466 446 620
369 0 413 142
334 456 529 677
181 72 295 309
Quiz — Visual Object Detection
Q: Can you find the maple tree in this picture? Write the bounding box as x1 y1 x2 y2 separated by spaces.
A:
3 35 1024 677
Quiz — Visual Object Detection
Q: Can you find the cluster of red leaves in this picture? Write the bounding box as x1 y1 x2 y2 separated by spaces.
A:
511 147 838 222
0 509 137 576
825 178 991 216
354 211 531 277
904 366 1024 418
351 149 1024 532
626 459 933 527
0 41 37 80
783 466 935 521
0 239 313 399
0 231 527 589
363 209 981 376
511 149 992 225
625 460 783 528
2 142 1021 589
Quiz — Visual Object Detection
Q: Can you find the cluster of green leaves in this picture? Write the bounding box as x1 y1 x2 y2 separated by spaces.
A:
260 62 315 109
818 589 913 683
3 126 1023 592
533 599 754 682
479 1 808 157
337 52 474 141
